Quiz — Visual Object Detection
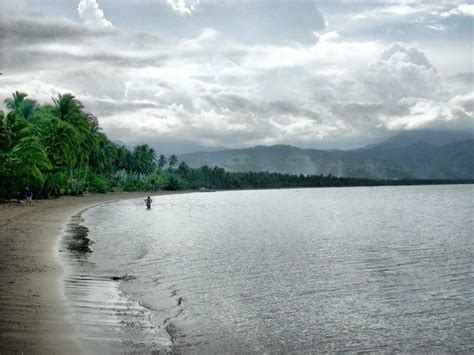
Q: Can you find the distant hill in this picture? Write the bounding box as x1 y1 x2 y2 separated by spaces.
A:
362 130 473 150
179 130 474 179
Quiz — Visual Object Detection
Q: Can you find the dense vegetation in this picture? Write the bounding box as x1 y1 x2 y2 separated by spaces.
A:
1 92 472 200
0 92 176 198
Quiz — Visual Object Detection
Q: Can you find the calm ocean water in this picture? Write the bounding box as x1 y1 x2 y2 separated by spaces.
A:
61 185 474 353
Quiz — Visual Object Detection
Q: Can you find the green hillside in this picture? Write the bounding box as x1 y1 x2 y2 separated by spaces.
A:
179 132 474 179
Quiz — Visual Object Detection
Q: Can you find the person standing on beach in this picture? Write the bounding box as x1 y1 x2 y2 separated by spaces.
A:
25 187 33 203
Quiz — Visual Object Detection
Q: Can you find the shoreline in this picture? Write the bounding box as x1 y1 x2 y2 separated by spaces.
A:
60 202 174 353
0 191 178 353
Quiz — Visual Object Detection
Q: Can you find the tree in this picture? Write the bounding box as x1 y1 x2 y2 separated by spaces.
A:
4 91 38 121
50 93 101 191
158 154 168 170
89 133 118 175
168 154 178 169
5 91 28 111
132 144 156 174
177 161 190 177
164 176 181 190
115 145 134 172
52 94 95 154
36 114 81 168
0 111 51 197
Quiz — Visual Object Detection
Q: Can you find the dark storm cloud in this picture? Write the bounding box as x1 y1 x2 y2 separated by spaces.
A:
1 15 116 43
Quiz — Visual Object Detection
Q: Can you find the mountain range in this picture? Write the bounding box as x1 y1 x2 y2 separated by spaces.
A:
179 130 474 179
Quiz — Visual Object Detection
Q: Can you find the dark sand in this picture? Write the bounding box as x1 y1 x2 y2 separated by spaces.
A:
0 192 177 353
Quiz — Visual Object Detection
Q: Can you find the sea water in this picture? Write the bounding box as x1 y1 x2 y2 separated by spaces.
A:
61 185 474 352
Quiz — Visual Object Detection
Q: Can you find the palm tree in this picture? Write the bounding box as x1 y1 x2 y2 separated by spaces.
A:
52 94 94 149
4 91 28 110
158 154 168 170
4 91 38 120
115 145 134 172
168 154 178 169
89 133 118 175
52 93 84 121
37 116 81 168
177 161 190 176
132 144 156 174
51 93 99 190
0 111 52 196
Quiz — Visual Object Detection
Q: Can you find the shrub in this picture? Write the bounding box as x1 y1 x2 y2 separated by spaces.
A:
89 174 109 193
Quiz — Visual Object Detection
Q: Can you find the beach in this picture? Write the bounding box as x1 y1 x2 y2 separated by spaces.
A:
0 192 175 353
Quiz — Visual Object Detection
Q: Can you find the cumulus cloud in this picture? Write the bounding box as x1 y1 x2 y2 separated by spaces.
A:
440 3 474 17
457 4 474 16
167 0 200 15
381 43 433 68
379 93 474 131
78 0 114 28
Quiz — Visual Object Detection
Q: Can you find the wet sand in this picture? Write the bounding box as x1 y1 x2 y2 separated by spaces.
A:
0 192 177 353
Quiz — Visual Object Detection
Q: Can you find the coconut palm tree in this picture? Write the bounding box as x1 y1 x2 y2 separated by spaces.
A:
168 154 178 169
89 133 118 175
37 116 81 168
50 93 100 190
0 111 51 197
52 94 94 151
132 144 156 174
4 91 28 110
115 145 134 172
158 154 168 170
4 91 38 121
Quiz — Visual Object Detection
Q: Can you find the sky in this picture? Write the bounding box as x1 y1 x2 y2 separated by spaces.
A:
0 0 473 153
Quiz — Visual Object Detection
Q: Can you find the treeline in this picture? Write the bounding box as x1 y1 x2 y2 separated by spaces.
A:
1 92 472 200
0 91 182 198
172 167 474 190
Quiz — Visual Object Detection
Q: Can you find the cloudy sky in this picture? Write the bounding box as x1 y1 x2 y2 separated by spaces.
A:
0 0 473 153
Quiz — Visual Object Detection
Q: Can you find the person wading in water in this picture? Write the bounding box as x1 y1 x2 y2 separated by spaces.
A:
145 196 152 209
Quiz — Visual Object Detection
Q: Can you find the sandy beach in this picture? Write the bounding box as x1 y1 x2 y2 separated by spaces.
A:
0 192 176 353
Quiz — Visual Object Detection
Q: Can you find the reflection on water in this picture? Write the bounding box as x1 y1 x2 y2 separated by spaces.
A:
62 185 474 353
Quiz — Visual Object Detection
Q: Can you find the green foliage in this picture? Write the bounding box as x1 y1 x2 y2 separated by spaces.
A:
164 176 180 190
157 154 168 170
0 92 157 198
4 91 38 121
168 154 178 169
88 174 109 193
132 144 156 174
0 111 52 198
